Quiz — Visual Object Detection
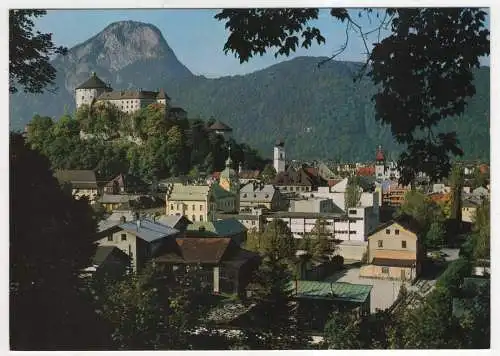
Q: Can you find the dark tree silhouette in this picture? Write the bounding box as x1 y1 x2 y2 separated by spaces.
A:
215 8 489 184
9 10 68 94
10 133 109 350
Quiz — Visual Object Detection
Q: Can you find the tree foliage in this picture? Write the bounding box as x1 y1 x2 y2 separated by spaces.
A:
471 199 490 261
215 8 489 184
309 218 331 258
9 10 68 94
25 106 267 183
10 133 109 350
243 257 310 349
396 190 444 236
246 219 296 261
344 176 362 210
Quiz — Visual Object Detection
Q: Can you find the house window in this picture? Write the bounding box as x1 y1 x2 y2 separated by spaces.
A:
402 240 407 249
200 215 203 222
252 221 256 225
385 229 390 234
192 215 196 222
170 204 174 211
107 235 113 242
192 204 195 211
378 240 383 248
395 229 400 235
200 205 203 211
349 209 357 215
121 233 127 241
382 267 389 274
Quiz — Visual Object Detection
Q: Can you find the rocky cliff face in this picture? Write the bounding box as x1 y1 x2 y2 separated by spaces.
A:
10 20 193 128
54 20 192 92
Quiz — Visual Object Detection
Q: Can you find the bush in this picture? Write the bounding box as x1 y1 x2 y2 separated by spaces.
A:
331 255 344 269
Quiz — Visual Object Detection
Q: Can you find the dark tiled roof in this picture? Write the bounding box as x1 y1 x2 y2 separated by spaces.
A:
367 218 420 237
156 88 170 100
239 170 260 179
76 72 109 90
97 90 159 100
371 258 416 268
92 246 130 266
209 121 232 131
169 107 186 113
273 168 315 186
156 237 233 264
54 170 97 188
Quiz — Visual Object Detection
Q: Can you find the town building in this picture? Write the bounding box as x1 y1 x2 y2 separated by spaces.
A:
54 169 99 203
96 217 182 272
374 145 400 180
75 72 171 113
215 210 266 233
185 219 248 246
462 197 482 223
239 181 283 211
291 280 372 331
155 237 260 295
219 148 240 211
165 183 236 222
360 220 423 281
103 173 148 194
82 246 131 279
273 166 320 193
208 121 233 137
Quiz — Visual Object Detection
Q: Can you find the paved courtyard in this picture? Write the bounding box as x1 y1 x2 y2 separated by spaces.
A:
324 267 403 313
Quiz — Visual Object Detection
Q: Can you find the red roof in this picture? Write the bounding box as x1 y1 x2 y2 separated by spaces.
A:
356 166 375 176
305 167 319 177
328 179 341 187
209 121 232 131
479 164 489 174
376 148 384 161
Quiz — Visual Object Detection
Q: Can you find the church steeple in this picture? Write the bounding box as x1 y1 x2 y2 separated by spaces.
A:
225 145 233 167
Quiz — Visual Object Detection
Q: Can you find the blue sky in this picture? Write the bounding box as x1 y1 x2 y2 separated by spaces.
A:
35 9 489 78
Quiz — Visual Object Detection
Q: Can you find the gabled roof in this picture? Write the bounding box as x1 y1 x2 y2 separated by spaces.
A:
239 170 260 179
54 170 97 189
240 182 277 203
289 280 372 303
119 219 179 243
357 166 375 177
99 194 140 204
168 183 211 201
76 72 109 90
156 237 233 264
209 121 233 131
92 246 130 266
186 218 247 237
97 90 159 100
157 215 192 229
367 218 419 238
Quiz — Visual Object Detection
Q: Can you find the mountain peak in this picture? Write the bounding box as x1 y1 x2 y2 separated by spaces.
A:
64 20 177 73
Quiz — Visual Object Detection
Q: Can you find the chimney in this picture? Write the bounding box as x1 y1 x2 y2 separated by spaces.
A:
136 218 141 231
120 216 126 224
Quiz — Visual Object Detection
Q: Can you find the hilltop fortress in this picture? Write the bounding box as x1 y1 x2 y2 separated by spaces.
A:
75 72 186 118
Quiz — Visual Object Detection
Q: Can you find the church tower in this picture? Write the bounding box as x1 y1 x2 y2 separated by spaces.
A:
219 146 240 212
274 139 286 173
375 145 386 179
